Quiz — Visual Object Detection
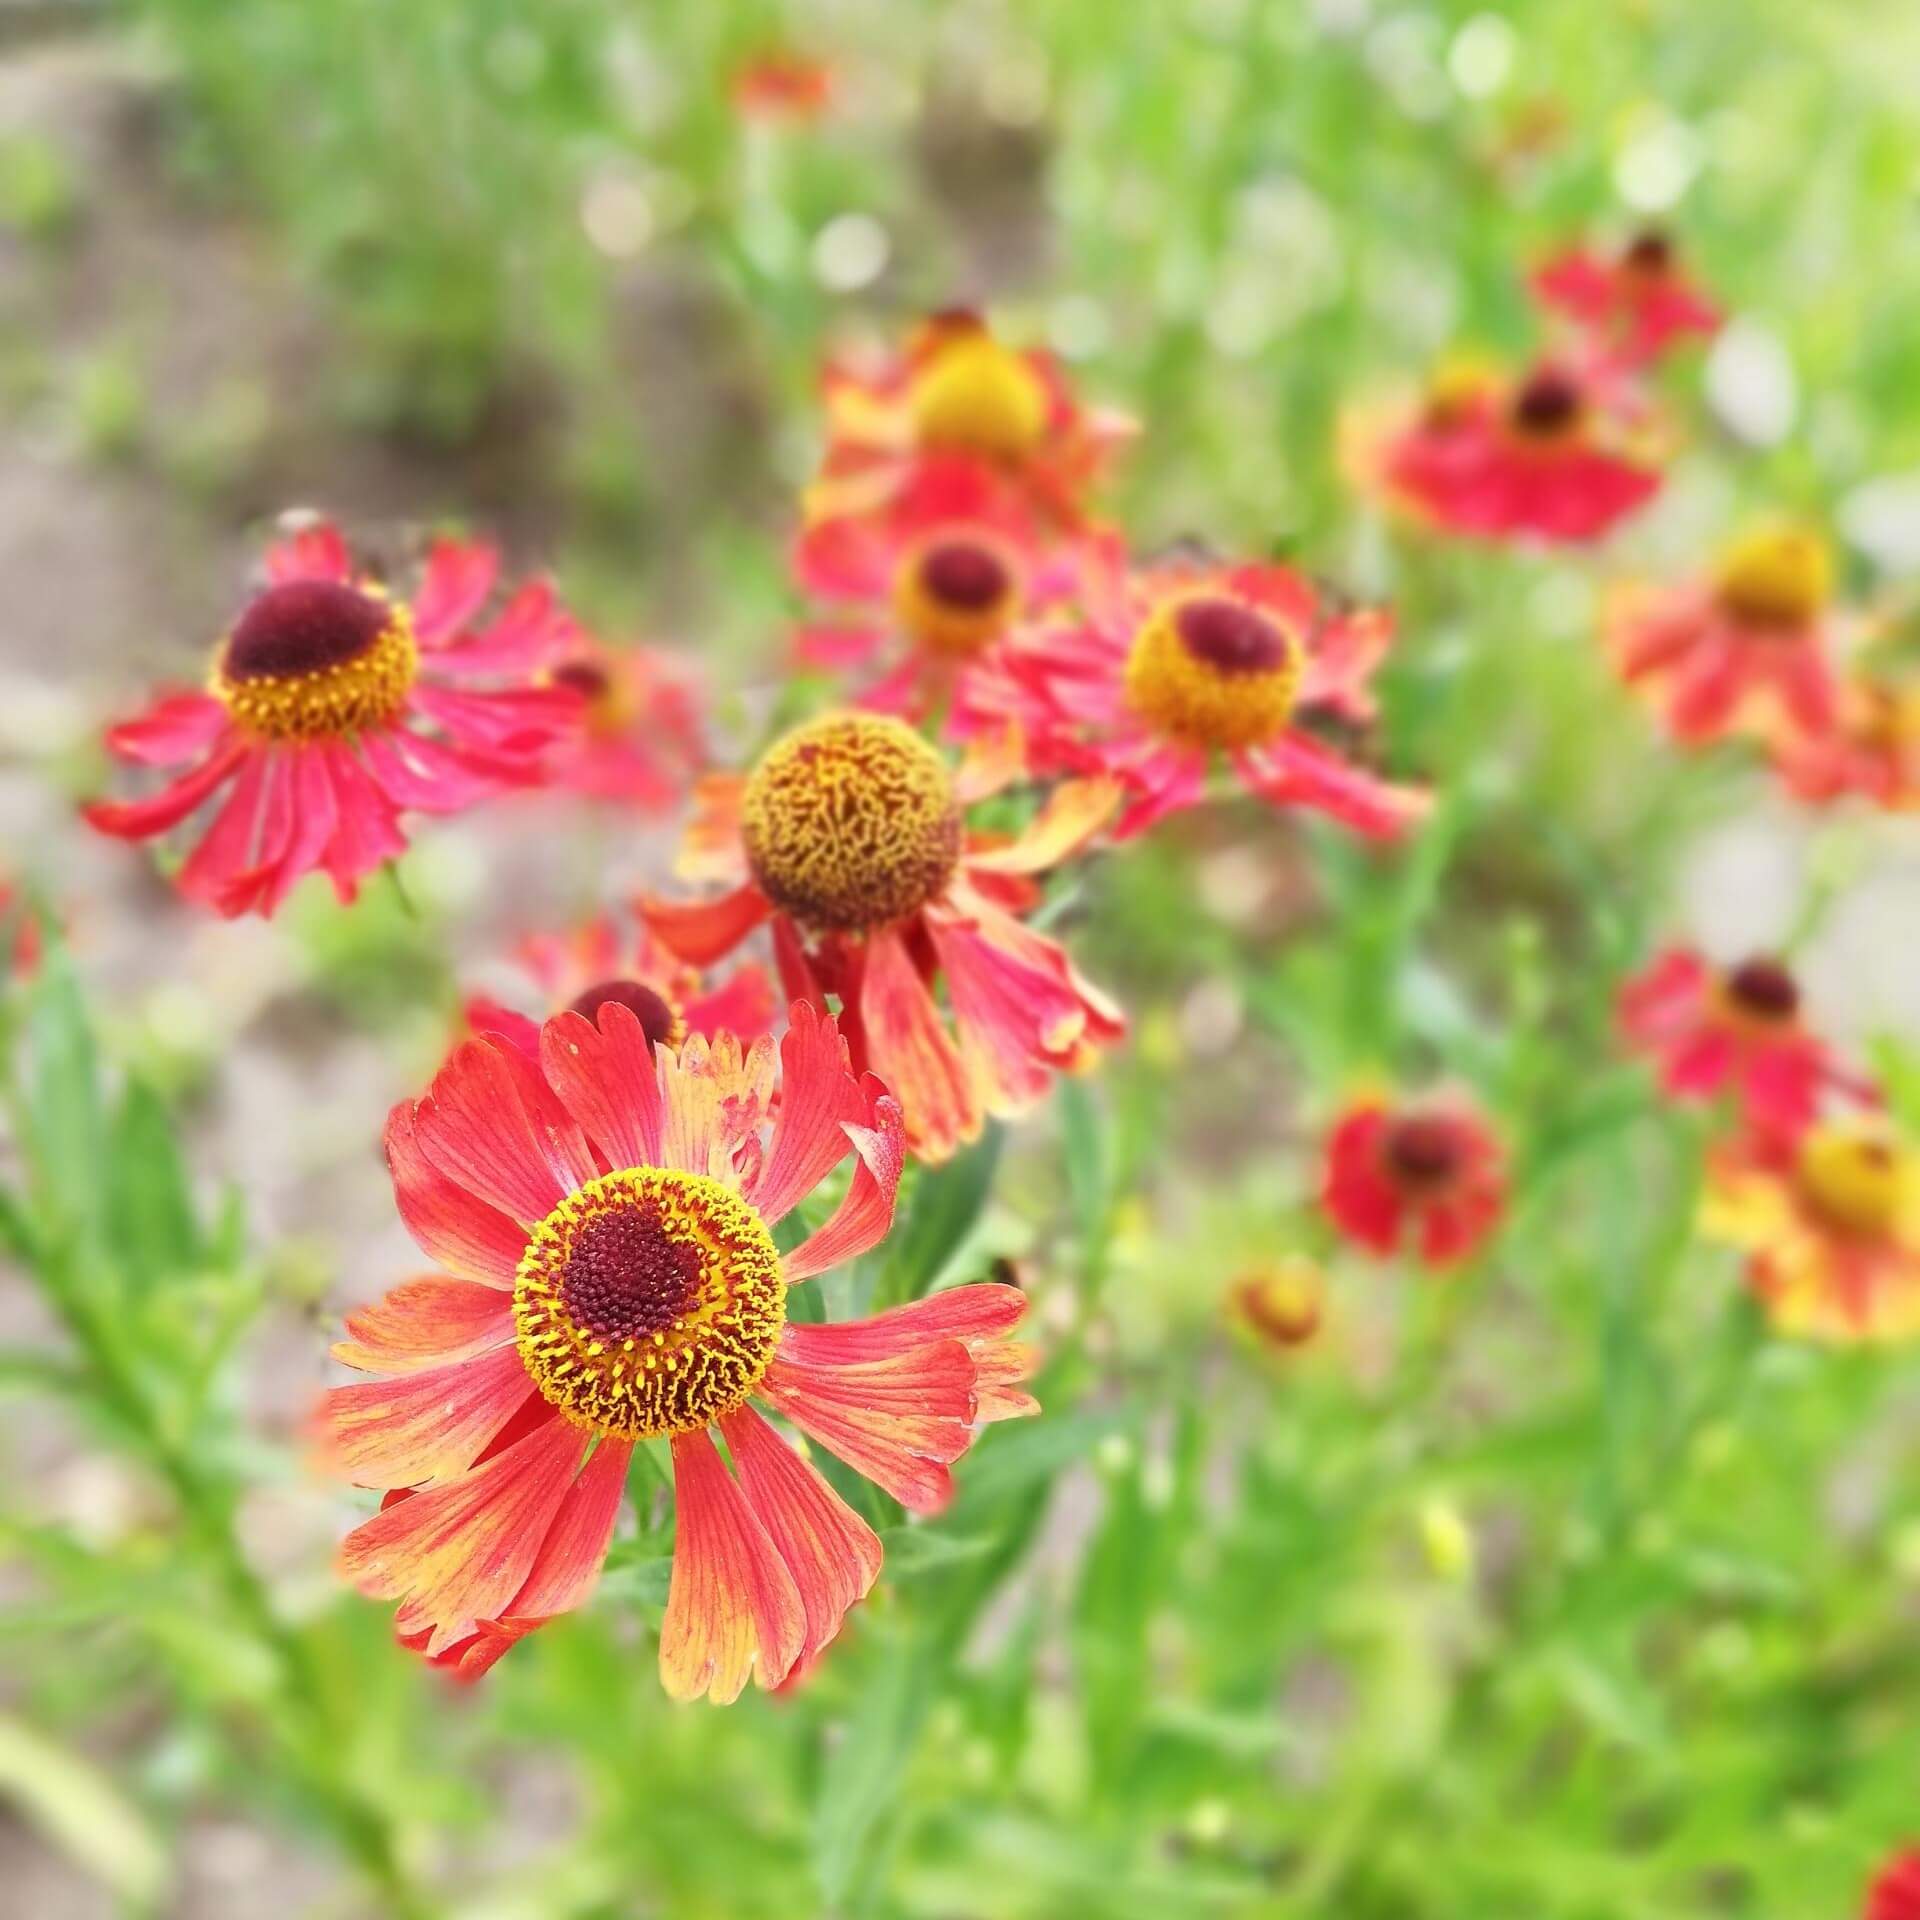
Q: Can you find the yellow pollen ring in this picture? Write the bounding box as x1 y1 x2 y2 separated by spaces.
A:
907 337 1049 459
212 600 418 742
1123 593 1302 751
513 1167 785 1439
1714 525 1832 629
742 711 963 932
1796 1124 1907 1239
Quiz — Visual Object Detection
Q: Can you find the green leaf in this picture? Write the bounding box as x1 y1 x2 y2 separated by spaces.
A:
105 1079 204 1283
813 1636 929 1906
21 948 105 1245
878 1122 1003 1302
0 1716 168 1908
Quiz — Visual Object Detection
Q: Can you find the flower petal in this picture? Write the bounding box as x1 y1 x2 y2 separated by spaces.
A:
964 776 1120 876
782 1083 906 1283
331 1276 516 1376
82 737 249 840
537 1003 667 1174
410 537 500 648
265 522 352 584
103 691 232 767
747 1001 869 1224
659 1429 806 1703
319 1343 536 1490
860 927 980 1162
385 1101 529 1287
641 881 773 966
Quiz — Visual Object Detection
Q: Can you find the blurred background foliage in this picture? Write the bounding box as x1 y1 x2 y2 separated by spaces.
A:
3 0 1920 1916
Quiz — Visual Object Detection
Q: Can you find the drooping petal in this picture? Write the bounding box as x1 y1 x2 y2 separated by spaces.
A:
963 776 1121 876
1237 733 1430 839
860 927 980 1161
385 1101 529 1287
338 1411 584 1656
103 691 232 767
172 747 281 912
748 1001 869 1224
641 881 774 966
658 1428 806 1703
782 1084 906 1283
331 1276 516 1376
82 737 249 840
537 1003 666 1174
319 741 407 896
720 1405 881 1665
777 1283 1028 1362
319 1343 536 1490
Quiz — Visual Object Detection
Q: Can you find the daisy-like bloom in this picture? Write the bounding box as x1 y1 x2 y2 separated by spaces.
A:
1322 1092 1507 1270
1866 1850 1920 1920
811 310 1133 531
641 712 1123 1162
1227 1258 1325 1353
971 554 1427 840
321 999 1036 1696
793 454 1102 723
464 910 776 1062
540 640 705 810
731 48 834 124
1618 948 1874 1145
83 522 581 918
1773 660 1920 810
1702 1118 1920 1343
1375 358 1662 544
1606 522 1842 747
1531 229 1721 368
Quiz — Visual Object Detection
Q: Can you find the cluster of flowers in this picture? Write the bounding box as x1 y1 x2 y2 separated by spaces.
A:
82 305 1436 1699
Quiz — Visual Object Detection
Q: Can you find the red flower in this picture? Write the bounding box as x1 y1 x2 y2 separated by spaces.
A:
793 454 1105 727
83 521 582 918
1618 948 1874 1147
731 49 834 124
0 878 42 980
641 713 1124 1162
464 910 776 1062
1866 1850 1920 1920
965 552 1426 841
1323 1093 1506 1269
321 999 1035 1696
1374 359 1661 544
1703 1120 1920 1344
1606 523 1843 748
811 310 1134 532
1773 665 1920 810
540 639 705 809
1531 230 1721 369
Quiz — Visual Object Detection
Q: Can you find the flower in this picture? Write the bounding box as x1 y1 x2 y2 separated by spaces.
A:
83 521 582 918
1866 1850 1920 1920
1773 660 1920 810
1618 948 1873 1145
641 712 1124 1161
1323 1092 1506 1269
465 910 777 1065
0 878 42 981
539 639 704 809
1373 359 1662 543
1227 1258 1325 1353
1605 522 1843 747
968 553 1427 840
731 48 834 124
793 454 1104 725
811 310 1133 530
1531 229 1721 368
1703 1119 1920 1342
321 999 1036 1695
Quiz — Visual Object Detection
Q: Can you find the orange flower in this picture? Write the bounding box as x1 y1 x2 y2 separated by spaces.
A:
731 49 834 125
464 909 776 1063
1322 1092 1506 1269
1367 358 1661 544
321 1000 1035 1696
641 713 1123 1162
811 310 1134 532
1703 1119 1920 1343
1606 522 1844 748
540 639 705 810
1227 1259 1325 1353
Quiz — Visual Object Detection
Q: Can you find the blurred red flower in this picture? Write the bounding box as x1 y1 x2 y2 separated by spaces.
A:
1531 230 1721 369
539 639 705 810
1866 1850 1920 1920
1323 1092 1507 1269
731 48 835 124
84 520 582 918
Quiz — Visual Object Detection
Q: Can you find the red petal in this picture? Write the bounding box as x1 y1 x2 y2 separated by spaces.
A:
782 1082 906 1283
410 537 500 647
265 522 351 584
747 1001 868 1224
82 737 249 840
658 1429 806 1703
537 1003 666 1173
331 1275 516 1376
319 1344 536 1490
859 927 980 1162
641 881 773 966
103 691 231 767
385 1101 529 1287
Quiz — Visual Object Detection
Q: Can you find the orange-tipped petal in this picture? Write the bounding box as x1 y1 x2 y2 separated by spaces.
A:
331 1276 516 1376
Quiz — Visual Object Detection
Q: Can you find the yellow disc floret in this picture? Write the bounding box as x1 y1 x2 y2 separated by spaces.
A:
742 712 963 932
213 578 417 740
908 326 1049 459
1797 1122 1908 1239
1124 592 1302 751
514 1167 785 1438
1229 1258 1325 1351
893 533 1022 658
1715 524 1832 629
